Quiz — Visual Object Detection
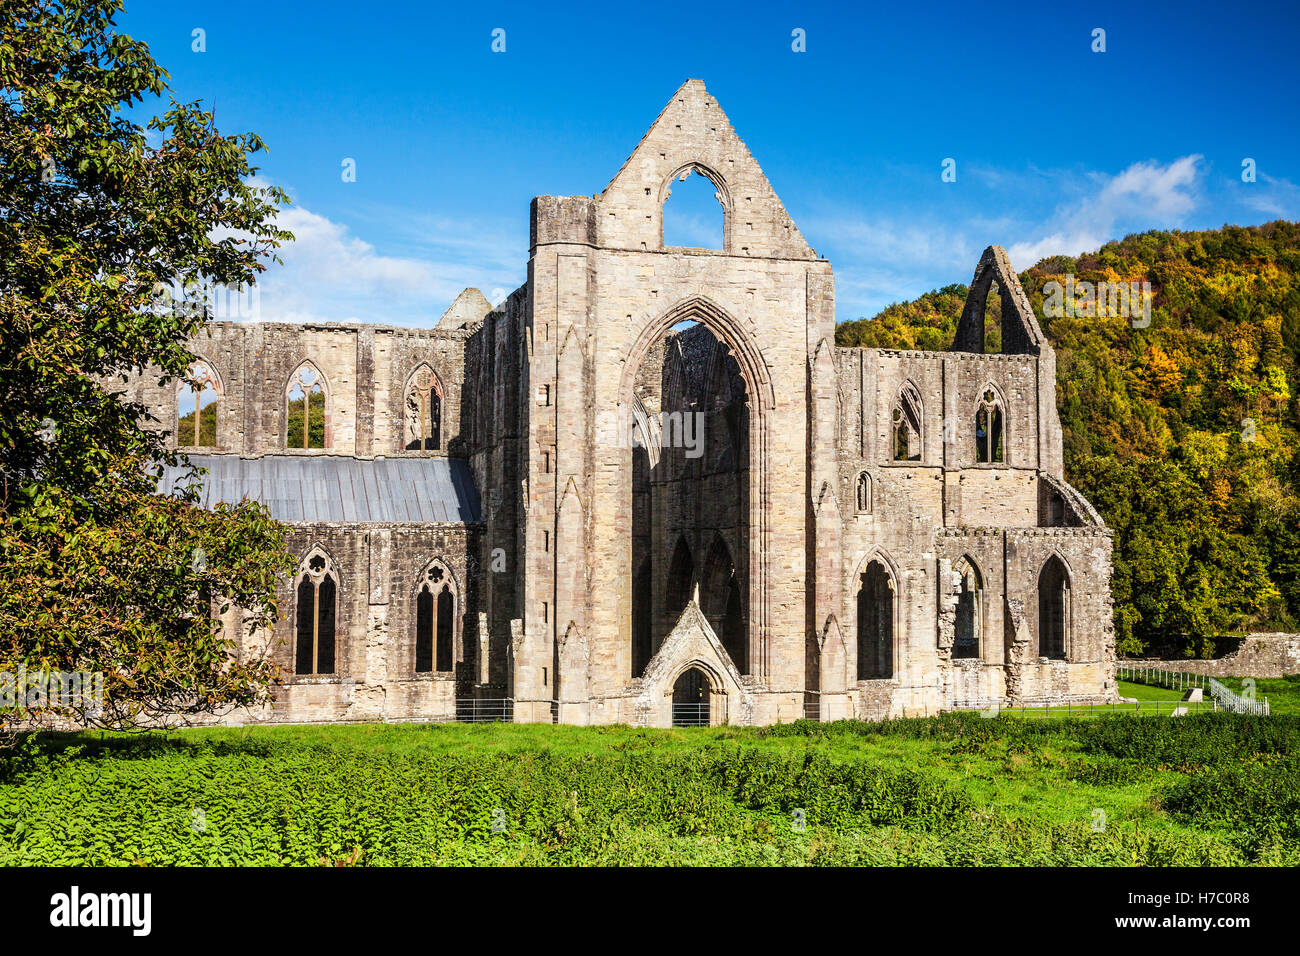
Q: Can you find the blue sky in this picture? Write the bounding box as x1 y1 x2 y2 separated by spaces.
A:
120 0 1300 326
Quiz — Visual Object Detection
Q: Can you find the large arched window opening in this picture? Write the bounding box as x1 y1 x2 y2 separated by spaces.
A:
1039 555 1070 659
623 299 766 684
892 382 923 462
295 549 337 675
953 558 982 659
178 360 221 448
629 315 751 678
857 559 894 680
975 387 1005 463
404 364 443 451
286 362 327 450
415 561 456 673
662 166 726 251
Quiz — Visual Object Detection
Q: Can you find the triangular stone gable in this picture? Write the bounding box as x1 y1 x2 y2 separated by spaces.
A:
596 79 815 260
635 598 752 719
436 287 493 329
952 245 1048 355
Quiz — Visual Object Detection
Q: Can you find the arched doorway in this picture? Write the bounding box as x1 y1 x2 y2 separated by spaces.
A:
857 559 894 680
671 668 710 727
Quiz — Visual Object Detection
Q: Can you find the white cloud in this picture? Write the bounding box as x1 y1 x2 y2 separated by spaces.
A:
1006 155 1203 269
235 189 524 327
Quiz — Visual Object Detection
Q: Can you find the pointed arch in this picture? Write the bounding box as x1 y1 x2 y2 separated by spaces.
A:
855 471 873 513
286 360 329 450
620 293 773 680
415 558 458 673
952 245 1047 355
856 552 897 680
294 546 339 675
1038 553 1071 660
177 357 222 449
892 381 923 462
403 362 444 452
953 555 984 659
974 383 1007 464
657 161 733 253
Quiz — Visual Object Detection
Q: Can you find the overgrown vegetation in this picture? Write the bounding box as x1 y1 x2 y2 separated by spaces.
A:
1 715 1296 866
837 222 1300 656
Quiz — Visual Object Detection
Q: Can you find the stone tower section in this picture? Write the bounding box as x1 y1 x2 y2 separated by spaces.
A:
520 79 835 724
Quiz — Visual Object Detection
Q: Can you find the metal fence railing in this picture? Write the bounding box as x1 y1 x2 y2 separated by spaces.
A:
950 698 1218 718
1117 663 1209 691
442 698 515 723
1207 677 1271 716
1117 664 1270 715
670 703 710 727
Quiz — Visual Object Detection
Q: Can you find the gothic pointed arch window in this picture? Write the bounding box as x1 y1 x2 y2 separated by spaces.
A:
953 557 982 659
855 471 873 513
286 362 327 449
404 364 443 451
1038 555 1070 660
178 360 221 448
975 387 1005 463
415 561 456 673
857 558 895 680
892 382 923 462
295 549 337 675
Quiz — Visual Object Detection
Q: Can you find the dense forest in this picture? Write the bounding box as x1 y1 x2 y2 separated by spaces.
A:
836 221 1300 658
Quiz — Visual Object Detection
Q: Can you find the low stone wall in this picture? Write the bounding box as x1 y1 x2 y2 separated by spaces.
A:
1129 633 1300 678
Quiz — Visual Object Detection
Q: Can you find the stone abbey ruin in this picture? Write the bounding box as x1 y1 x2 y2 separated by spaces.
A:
133 80 1116 727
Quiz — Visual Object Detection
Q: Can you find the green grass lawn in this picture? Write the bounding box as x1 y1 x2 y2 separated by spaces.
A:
2 712 1298 866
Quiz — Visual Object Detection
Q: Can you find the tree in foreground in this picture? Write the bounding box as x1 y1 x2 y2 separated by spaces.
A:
0 0 295 738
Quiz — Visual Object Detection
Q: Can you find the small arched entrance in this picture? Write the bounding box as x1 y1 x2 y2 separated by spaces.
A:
671 668 710 727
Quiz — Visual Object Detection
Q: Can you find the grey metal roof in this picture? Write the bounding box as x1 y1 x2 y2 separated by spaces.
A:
157 454 482 524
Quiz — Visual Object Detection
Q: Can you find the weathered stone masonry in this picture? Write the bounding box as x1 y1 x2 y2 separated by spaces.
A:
136 79 1115 726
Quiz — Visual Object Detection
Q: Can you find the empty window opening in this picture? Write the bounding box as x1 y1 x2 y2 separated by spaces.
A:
295 550 337 675
892 383 922 462
287 363 326 449
953 560 982 659
405 365 442 451
857 560 894 680
1038 555 1070 660
663 169 724 250
178 361 220 448
975 389 1005 463
984 281 1004 353
630 319 749 680
855 471 872 513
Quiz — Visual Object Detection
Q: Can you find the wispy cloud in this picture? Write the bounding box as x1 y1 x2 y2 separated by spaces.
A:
242 189 525 327
1239 172 1300 219
1006 155 1203 269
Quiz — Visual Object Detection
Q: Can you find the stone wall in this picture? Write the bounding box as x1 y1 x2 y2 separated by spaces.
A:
1129 634 1300 678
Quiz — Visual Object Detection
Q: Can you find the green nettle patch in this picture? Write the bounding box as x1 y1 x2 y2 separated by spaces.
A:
1 713 1297 866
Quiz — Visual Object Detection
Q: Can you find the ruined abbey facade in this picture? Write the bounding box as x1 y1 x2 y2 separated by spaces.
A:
133 80 1116 727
